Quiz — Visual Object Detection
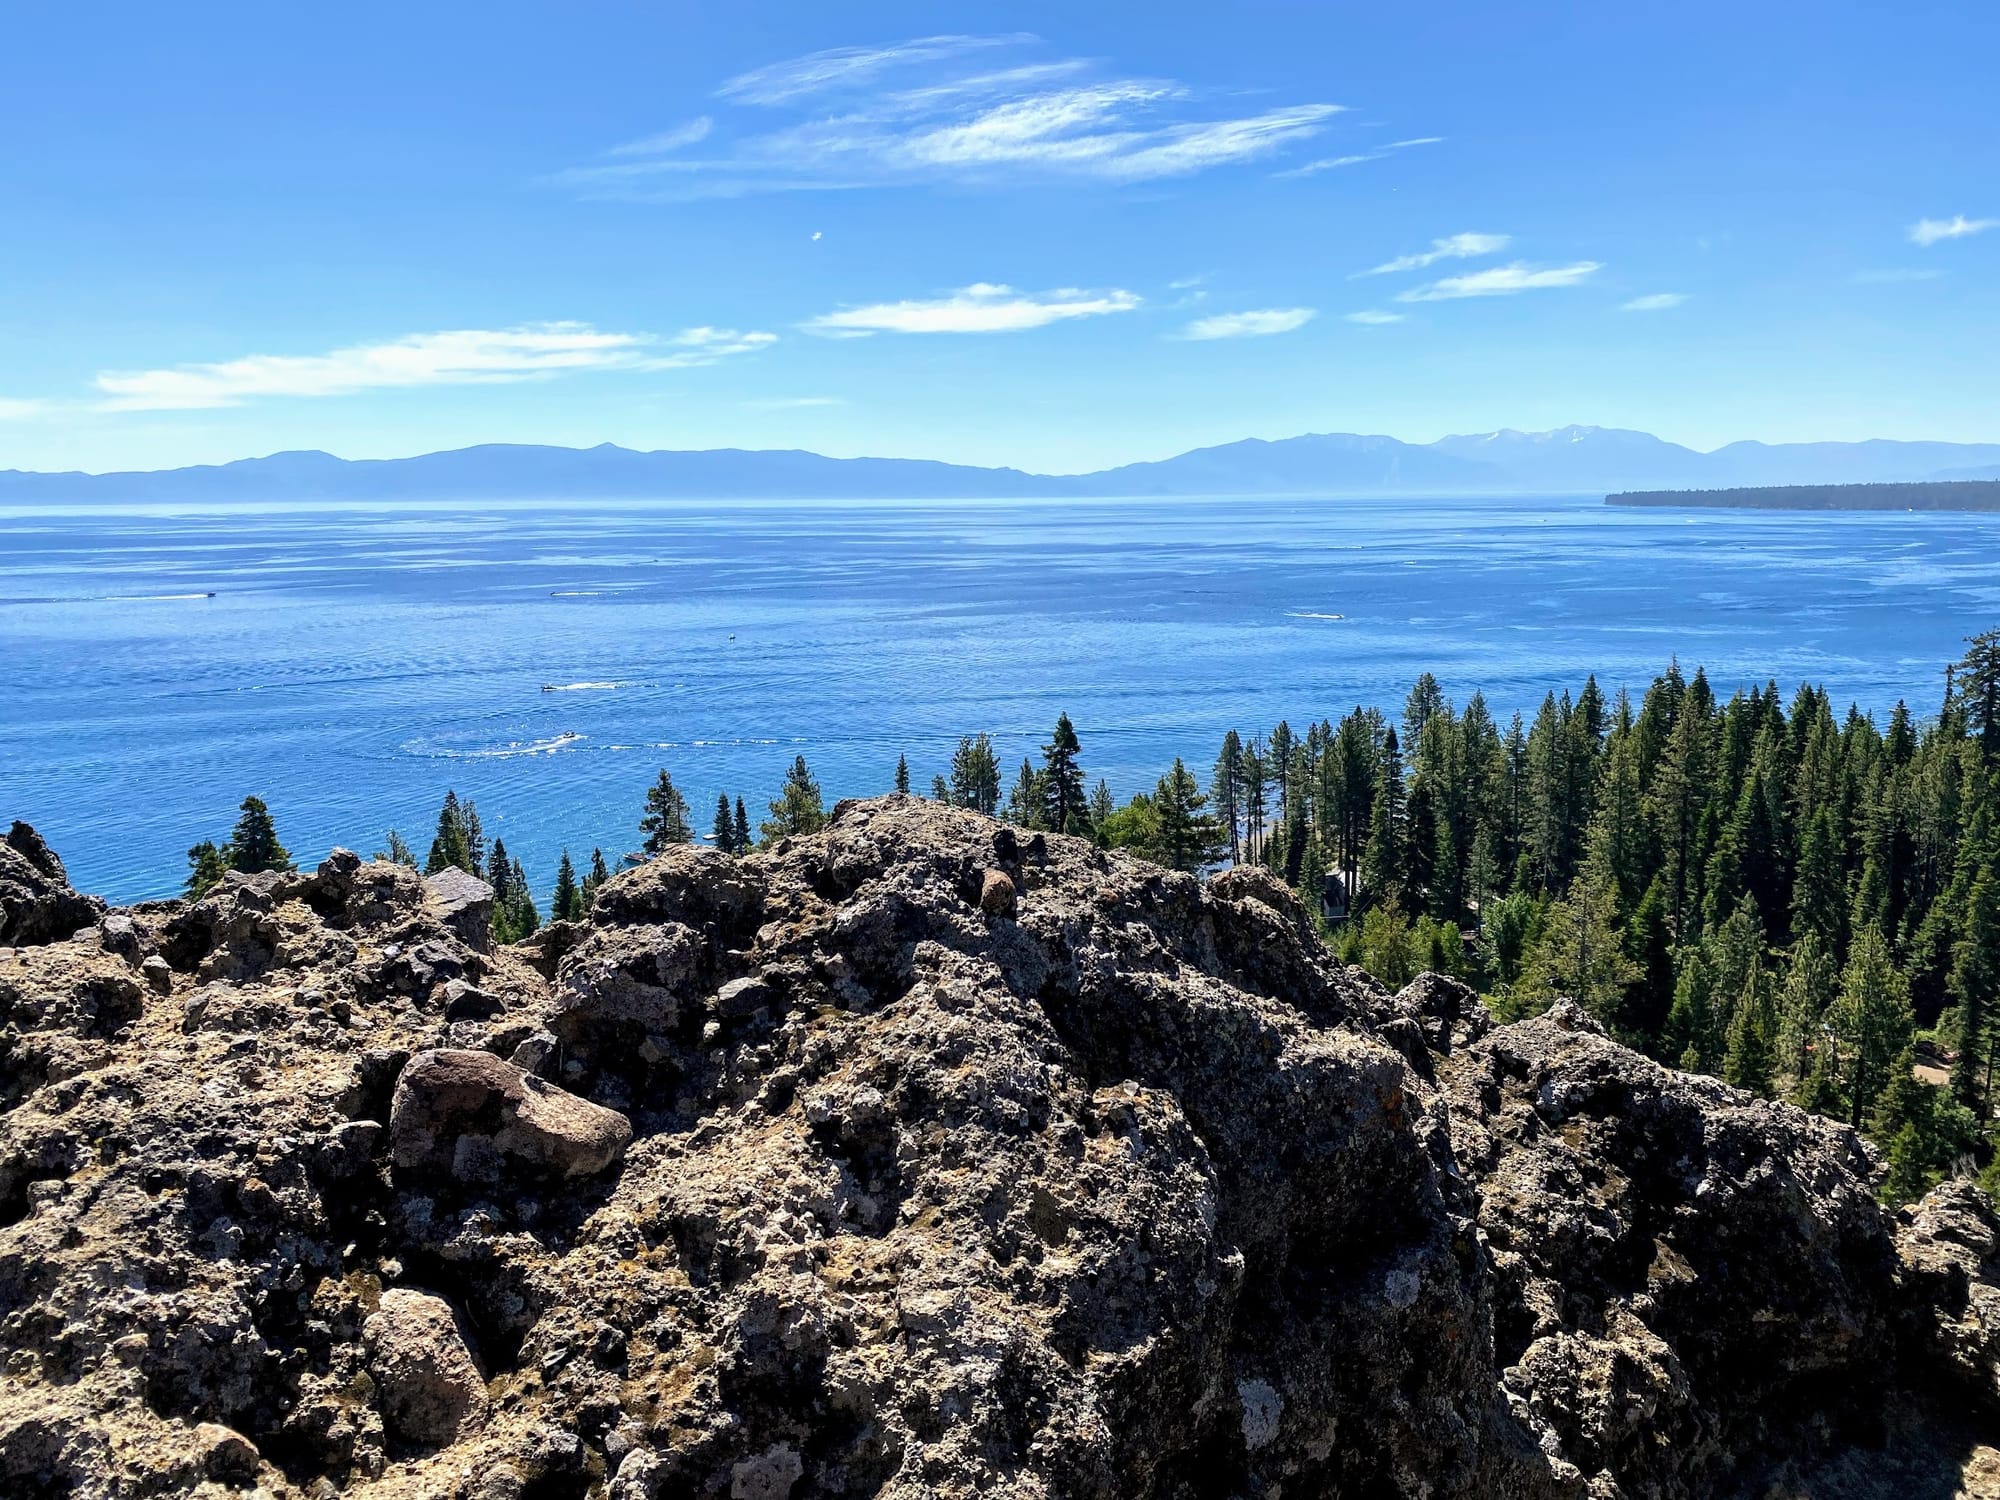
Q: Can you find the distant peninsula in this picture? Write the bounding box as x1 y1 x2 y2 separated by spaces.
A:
1608 479 2000 511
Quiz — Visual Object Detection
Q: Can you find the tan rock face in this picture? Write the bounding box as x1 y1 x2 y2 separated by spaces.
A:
362 1288 489 1448
0 800 1996 1499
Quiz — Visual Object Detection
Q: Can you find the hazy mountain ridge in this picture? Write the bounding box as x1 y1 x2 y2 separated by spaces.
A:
8 425 2000 501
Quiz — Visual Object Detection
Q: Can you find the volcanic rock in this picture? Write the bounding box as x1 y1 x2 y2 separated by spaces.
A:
424 865 494 953
362 1287 489 1448
0 798 1995 1499
0 820 103 947
388 1048 632 1183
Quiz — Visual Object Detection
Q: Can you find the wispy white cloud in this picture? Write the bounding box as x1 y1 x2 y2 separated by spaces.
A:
0 397 50 420
1276 134 1442 179
1343 310 1405 325
804 283 1139 336
1179 307 1316 340
1359 232 1510 277
1621 292 1688 311
1909 214 1996 247
718 35 1029 106
1397 260 1602 302
1853 267 1945 284
741 395 846 410
559 35 1355 199
609 117 713 157
92 323 774 411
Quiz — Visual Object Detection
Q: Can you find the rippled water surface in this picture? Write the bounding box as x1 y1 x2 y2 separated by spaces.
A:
4 493 1997 902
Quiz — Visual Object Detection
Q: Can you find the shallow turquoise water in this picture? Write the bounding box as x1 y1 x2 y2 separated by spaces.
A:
3 492 1996 903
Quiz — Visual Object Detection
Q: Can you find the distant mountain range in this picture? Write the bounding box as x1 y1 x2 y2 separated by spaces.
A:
8 426 2000 502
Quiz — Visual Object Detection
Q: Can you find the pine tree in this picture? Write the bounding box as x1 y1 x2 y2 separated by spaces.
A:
1831 928 1916 1128
639 769 694 856
426 791 473 875
509 856 537 937
1956 628 2000 765
1882 1122 1933 1206
1153 758 1225 873
1361 727 1405 907
950 734 1002 815
932 774 950 802
1722 961 1777 1095
1040 713 1089 835
712 793 737 853
1663 948 1717 1073
376 829 417 867
552 850 583 922
761 756 826 843
1213 730 1245 863
227 796 293 874
185 840 228 899
580 848 611 908
1518 830 1637 1024
488 839 518 941
895 754 911 794
1089 778 1115 840
1006 758 1044 828
1622 878 1677 1043
463 802 486 879
1949 869 2000 1110
733 797 752 853
1775 932 1836 1085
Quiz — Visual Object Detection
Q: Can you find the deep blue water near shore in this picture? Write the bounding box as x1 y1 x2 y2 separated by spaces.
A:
3 492 1997 905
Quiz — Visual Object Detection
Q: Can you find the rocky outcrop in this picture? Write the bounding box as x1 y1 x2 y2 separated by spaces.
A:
0 820 103 947
0 796 1993 1499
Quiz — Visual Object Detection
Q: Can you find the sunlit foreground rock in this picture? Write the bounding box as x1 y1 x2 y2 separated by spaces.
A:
0 797 1995 1498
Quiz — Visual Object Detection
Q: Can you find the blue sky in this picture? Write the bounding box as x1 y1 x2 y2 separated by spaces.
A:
2 1 1995 473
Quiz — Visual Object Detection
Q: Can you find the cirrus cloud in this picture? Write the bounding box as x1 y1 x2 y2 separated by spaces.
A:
804 283 1140 336
1179 307 1316 340
558 34 1358 200
1621 292 1688 311
1909 214 1996 247
1357 232 1510 277
1397 261 1602 302
92 323 774 411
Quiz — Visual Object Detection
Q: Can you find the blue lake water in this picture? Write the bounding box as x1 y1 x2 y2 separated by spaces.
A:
3 492 1997 904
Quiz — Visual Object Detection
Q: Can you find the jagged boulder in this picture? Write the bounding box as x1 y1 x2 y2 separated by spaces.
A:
424 865 494 953
1899 1179 2000 1402
389 1047 632 1183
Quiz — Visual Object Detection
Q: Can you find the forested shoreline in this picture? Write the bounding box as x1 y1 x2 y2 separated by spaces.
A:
1608 479 2000 509
176 633 2000 1208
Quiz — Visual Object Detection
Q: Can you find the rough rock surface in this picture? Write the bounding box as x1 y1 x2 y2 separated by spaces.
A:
389 1049 632 1183
0 796 1994 1499
0 820 103 948
363 1288 489 1448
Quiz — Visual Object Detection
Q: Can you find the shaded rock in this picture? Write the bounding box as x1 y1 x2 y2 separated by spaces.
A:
1899 1179 2000 1403
389 1047 632 1183
0 821 103 947
362 1287 489 1448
